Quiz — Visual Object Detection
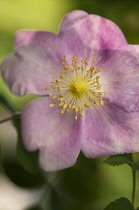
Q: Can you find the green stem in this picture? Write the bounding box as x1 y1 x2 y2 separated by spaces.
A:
131 153 136 210
0 114 20 124
132 169 136 210
0 94 16 113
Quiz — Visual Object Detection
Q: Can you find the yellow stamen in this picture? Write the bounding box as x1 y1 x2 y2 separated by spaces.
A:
52 75 56 79
94 100 100 107
60 110 65 114
89 98 93 102
63 104 67 109
59 98 64 102
51 95 57 99
45 87 50 90
48 104 54 107
74 116 78 120
93 57 97 62
46 55 106 120
74 107 78 112
51 81 57 84
58 102 64 108
100 100 104 106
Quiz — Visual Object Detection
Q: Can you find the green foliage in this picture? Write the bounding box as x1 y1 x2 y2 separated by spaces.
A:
104 197 132 210
13 118 40 173
26 205 42 210
3 159 45 188
104 154 139 172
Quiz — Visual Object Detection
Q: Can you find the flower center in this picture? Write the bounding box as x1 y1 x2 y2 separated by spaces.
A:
74 82 85 92
45 56 106 120
70 77 90 97
73 81 89 92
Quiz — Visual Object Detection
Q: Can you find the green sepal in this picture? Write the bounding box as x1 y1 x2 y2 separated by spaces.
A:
104 197 132 210
13 118 40 173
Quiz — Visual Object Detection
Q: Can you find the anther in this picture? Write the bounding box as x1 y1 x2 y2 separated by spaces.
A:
53 86 57 89
94 100 100 107
84 103 90 107
59 98 64 102
58 102 64 108
74 107 78 112
64 66 70 70
48 104 54 107
56 79 61 83
54 100 59 104
45 87 50 90
74 116 78 120
60 74 64 79
89 98 93 102
52 75 56 78
60 110 65 114
100 100 104 106
51 81 57 84
51 95 57 99
63 104 67 109
93 57 97 62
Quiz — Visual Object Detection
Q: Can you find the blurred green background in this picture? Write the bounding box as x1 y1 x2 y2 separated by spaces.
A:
0 0 139 209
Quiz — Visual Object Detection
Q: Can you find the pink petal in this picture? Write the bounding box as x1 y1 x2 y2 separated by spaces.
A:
100 45 139 112
1 31 63 96
81 101 139 158
59 10 127 50
21 97 81 171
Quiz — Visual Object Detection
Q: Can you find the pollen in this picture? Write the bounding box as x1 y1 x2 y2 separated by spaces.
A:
45 56 106 120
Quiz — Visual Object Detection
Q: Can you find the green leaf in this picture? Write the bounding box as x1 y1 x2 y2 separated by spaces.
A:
3 159 45 188
0 93 16 112
136 208 139 210
104 154 139 172
104 197 132 210
103 154 132 166
13 118 40 173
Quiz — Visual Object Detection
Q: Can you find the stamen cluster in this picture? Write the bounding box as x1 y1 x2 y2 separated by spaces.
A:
45 56 106 120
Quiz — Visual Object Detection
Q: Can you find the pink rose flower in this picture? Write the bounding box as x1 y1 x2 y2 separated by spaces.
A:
1 10 139 171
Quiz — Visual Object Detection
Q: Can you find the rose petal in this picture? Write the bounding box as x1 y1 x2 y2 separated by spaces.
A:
100 45 139 112
1 31 65 96
59 10 127 50
21 97 81 171
81 101 139 158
